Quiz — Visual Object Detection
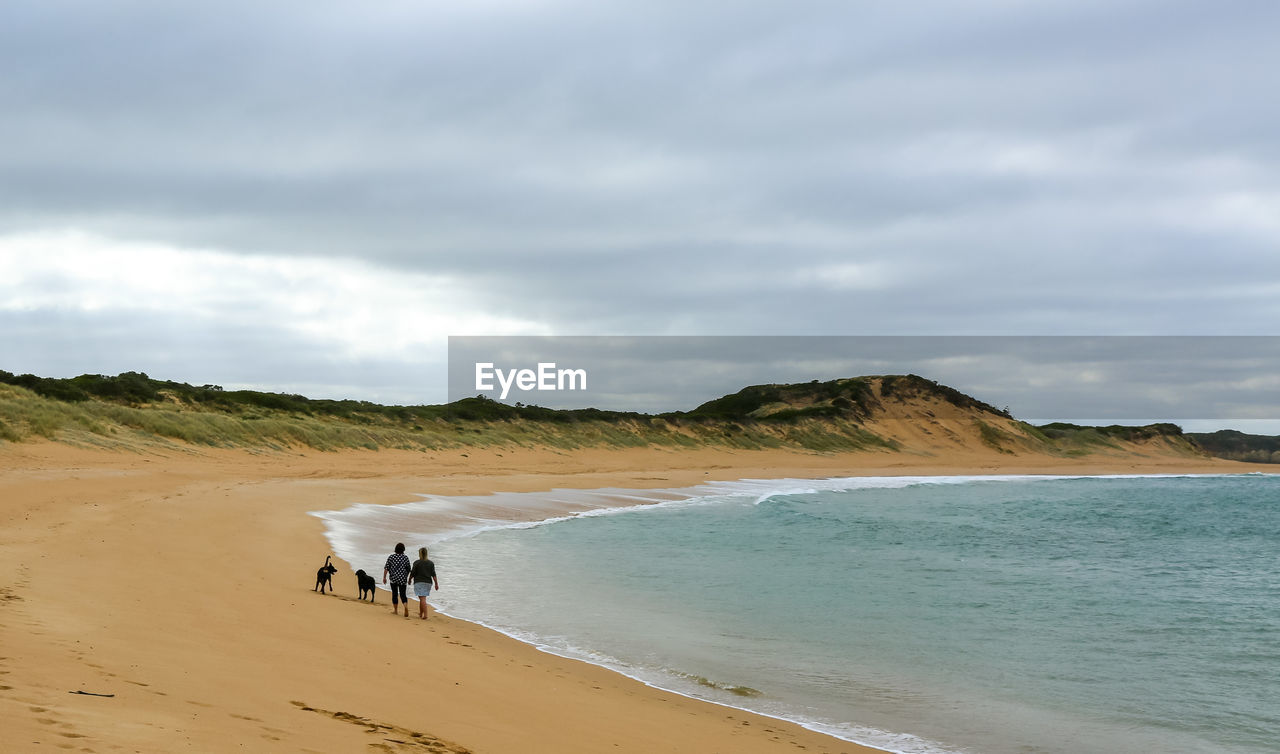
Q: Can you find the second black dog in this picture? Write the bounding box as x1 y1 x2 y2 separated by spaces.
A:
356 569 376 602
314 555 338 593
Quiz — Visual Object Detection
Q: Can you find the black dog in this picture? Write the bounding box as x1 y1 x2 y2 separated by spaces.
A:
314 555 338 593
355 569 376 602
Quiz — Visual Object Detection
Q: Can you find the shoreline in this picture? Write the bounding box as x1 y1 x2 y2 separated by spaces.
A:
0 441 1257 752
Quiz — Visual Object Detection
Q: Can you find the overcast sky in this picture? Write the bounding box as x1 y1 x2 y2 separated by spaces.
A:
2 1 1278 425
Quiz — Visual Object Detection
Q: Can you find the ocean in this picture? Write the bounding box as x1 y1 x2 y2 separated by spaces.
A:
312 474 1280 754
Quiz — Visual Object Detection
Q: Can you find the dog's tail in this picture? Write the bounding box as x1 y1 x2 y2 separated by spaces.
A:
324 555 332 567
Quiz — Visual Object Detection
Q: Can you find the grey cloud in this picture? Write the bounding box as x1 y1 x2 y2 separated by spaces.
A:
3 0 1280 408
0 309 445 404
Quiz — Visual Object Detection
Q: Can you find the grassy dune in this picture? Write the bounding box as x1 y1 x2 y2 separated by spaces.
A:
0 372 1206 459
0 382 896 453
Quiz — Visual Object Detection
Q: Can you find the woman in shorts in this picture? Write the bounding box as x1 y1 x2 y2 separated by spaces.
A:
409 547 440 620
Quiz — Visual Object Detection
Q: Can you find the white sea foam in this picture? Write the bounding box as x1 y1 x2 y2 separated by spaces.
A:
311 473 1245 560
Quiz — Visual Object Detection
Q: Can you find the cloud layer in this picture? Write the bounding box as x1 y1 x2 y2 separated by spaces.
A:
3 1 1278 410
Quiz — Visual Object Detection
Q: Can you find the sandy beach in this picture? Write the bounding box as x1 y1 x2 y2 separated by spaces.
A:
0 441 1253 753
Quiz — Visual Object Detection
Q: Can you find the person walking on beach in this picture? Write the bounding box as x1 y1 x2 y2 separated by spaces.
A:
383 542 412 617
409 547 440 620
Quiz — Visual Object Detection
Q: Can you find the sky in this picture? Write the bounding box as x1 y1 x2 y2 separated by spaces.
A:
2 1 1279 426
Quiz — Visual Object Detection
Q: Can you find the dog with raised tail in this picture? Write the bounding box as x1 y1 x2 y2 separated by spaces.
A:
356 569 377 602
314 555 338 593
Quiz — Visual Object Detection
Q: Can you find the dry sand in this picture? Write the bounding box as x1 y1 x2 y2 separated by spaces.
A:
0 441 1254 753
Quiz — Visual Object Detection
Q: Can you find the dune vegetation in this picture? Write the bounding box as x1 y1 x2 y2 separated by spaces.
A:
0 369 1206 459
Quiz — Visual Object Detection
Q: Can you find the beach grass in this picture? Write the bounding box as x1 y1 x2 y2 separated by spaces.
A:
0 382 906 453
0 371 1206 459
974 420 1017 454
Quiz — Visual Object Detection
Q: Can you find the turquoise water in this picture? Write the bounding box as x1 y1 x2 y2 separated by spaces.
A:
321 474 1280 753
